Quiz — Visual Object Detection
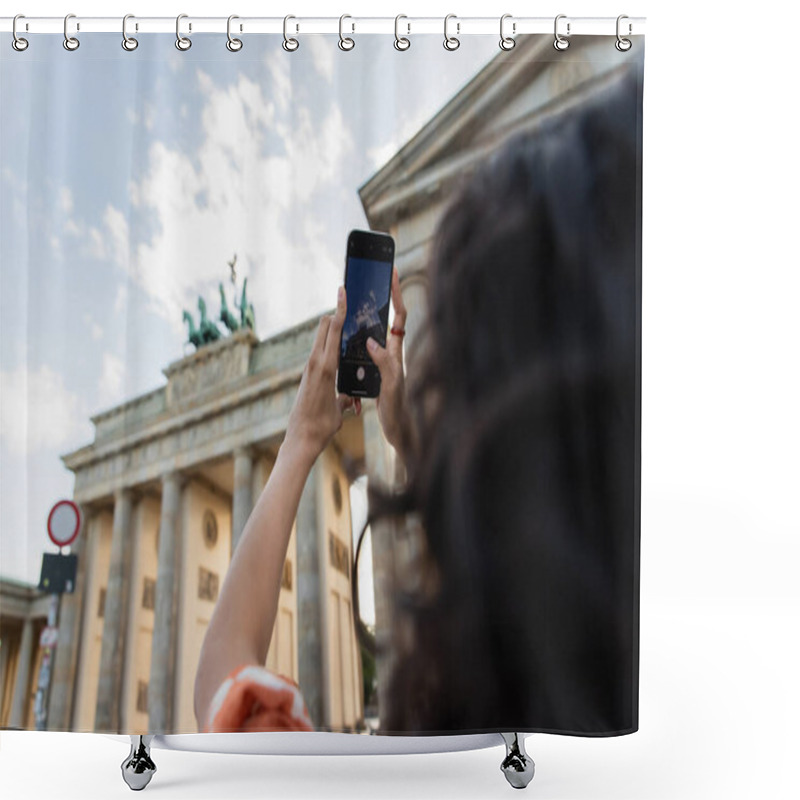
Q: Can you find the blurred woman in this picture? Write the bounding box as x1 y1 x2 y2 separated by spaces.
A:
194 63 641 737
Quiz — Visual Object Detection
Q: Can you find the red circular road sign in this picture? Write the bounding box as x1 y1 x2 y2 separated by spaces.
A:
47 500 81 547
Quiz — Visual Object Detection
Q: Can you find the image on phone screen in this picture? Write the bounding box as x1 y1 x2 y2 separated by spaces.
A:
337 230 394 398
341 257 392 362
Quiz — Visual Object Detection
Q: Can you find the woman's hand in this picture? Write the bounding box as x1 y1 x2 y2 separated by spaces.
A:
367 266 409 457
284 286 357 466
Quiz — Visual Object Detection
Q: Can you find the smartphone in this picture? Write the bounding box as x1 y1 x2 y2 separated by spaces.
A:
337 229 395 398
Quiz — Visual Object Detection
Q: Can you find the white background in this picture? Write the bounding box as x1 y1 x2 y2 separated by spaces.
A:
1 1 798 798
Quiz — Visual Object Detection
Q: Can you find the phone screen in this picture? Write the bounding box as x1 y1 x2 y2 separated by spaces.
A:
337 230 394 398
341 256 392 363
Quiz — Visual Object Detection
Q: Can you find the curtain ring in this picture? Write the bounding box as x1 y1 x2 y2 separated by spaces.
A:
226 15 243 51
176 14 192 51
443 14 460 51
553 14 570 51
122 14 138 51
12 15 29 52
63 13 80 51
339 14 355 51
394 14 410 51
499 14 516 51
282 15 299 51
615 15 632 51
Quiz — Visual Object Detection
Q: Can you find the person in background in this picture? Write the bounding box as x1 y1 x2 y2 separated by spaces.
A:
194 64 640 736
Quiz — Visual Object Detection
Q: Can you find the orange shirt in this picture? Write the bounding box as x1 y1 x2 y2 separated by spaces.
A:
203 664 315 733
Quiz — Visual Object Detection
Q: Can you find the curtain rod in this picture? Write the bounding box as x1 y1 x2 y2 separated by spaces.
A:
0 16 646 37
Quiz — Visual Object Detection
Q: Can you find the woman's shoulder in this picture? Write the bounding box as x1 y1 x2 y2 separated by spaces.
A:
204 663 315 733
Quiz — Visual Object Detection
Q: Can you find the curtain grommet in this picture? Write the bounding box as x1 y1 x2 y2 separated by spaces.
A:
282 15 299 51
339 14 355 51
500 14 516 51
226 15 243 52
122 14 138 51
444 14 460 51
615 15 632 51
553 14 570 51
394 14 410 51
12 14 29 51
63 13 80 51
175 14 192 51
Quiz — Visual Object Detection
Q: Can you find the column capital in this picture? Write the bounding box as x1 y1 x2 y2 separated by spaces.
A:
233 445 255 460
113 486 146 506
160 470 187 490
251 447 278 468
112 486 133 503
66 502 94 555
75 500 95 520
398 267 428 290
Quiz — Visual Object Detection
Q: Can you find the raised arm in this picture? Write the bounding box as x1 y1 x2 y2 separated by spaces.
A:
193 286 354 732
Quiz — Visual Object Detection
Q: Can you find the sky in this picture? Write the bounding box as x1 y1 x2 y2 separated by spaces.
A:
0 32 497 604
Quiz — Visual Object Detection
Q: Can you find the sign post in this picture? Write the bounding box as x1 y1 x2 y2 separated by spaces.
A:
34 500 81 730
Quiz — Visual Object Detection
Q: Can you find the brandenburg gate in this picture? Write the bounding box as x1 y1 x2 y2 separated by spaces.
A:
51 318 396 734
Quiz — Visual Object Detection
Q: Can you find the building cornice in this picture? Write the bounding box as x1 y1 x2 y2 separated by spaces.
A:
359 35 552 225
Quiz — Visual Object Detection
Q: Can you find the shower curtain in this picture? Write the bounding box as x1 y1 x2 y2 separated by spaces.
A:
0 25 643 738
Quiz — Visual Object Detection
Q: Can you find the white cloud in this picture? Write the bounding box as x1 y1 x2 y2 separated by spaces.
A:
143 103 155 131
87 226 105 260
2 166 28 227
60 186 73 213
103 204 130 268
83 312 103 340
0 364 91 457
129 178 141 208
196 69 276 155
2 165 26 194
122 68 353 339
166 50 184 73
63 203 129 271
96 352 125 411
63 218 80 236
366 114 426 172
281 103 353 202
264 49 291 113
49 234 62 260
113 284 128 314
306 34 335 84
34 67 354 349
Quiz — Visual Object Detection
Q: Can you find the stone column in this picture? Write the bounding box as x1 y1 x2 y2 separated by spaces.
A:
361 401 399 726
8 617 35 728
251 452 274 504
70 511 101 730
399 270 429 359
148 473 183 734
47 504 91 731
295 459 326 729
95 488 134 733
231 447 254 554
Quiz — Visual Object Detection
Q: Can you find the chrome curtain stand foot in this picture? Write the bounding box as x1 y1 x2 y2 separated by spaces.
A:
500 732 535 789
121 735 157 790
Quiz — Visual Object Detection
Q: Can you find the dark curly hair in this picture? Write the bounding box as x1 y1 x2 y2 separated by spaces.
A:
355 63 642 737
